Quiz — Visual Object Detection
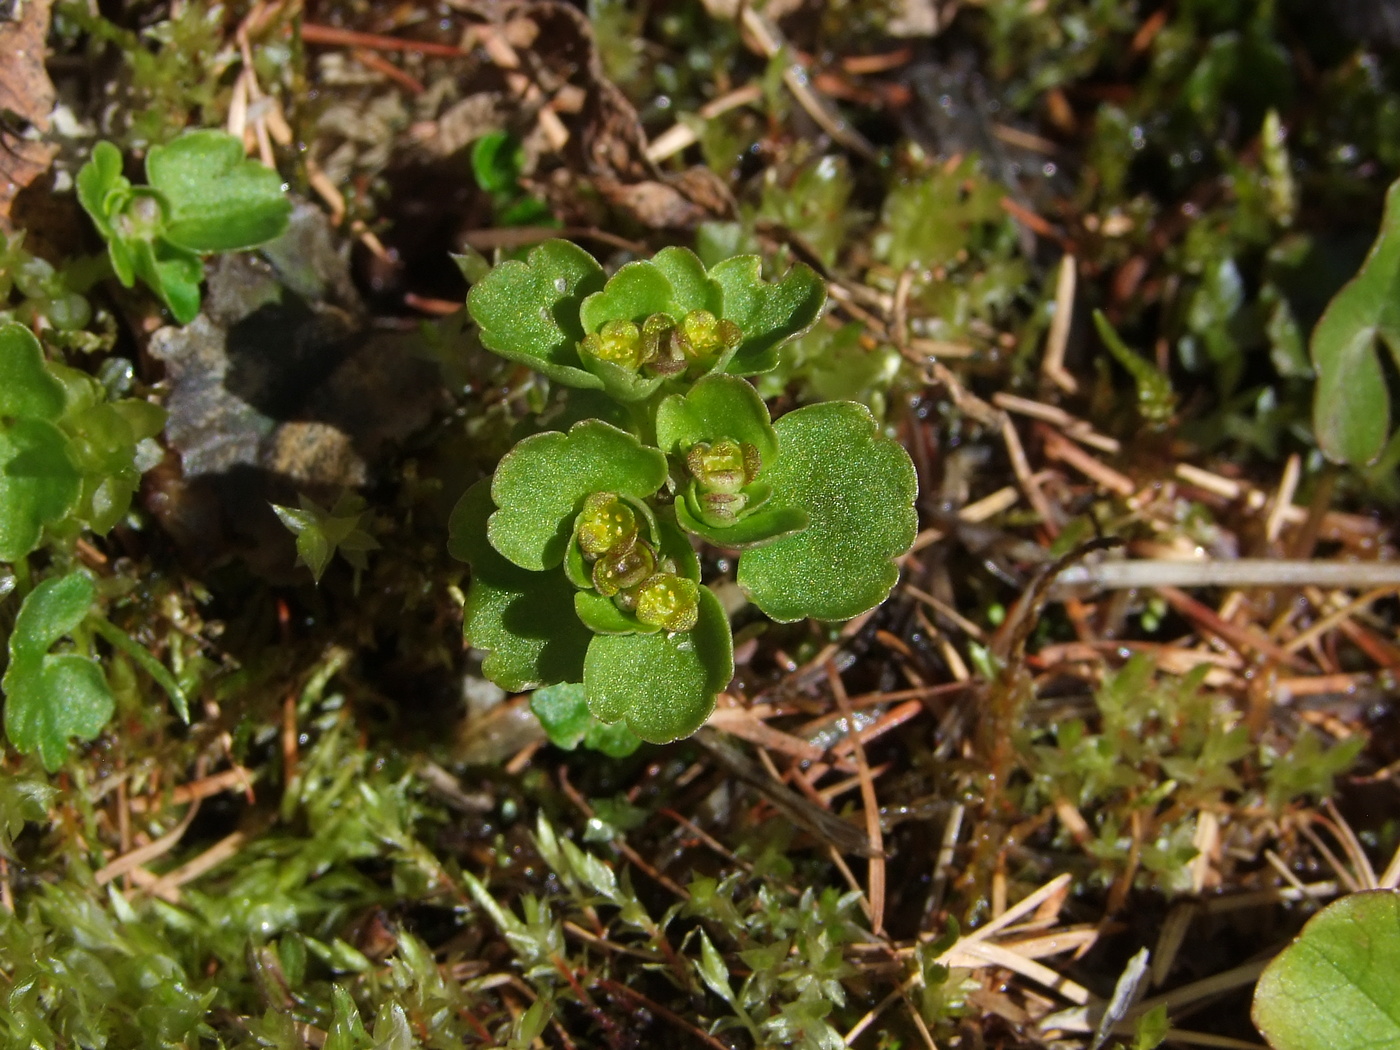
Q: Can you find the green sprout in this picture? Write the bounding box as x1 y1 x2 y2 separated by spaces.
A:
76 130 291 324
449 241 918 745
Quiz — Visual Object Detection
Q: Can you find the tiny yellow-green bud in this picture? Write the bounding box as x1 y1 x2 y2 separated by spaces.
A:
576 492 638 558
686 439 760 496
582 319 644 370
635 573 699 632
593 539 657 596
675 309 742 362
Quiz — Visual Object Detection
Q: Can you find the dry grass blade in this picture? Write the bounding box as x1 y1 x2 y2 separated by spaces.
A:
828 661 884 935
94 801 201 886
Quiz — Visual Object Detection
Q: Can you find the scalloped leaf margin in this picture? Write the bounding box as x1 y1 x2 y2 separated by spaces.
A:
737 401 917 622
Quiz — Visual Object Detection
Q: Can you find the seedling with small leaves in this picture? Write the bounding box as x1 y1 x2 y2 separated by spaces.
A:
77 130 291 324
449 241 918 744
272 491 380 589
2 572 114 772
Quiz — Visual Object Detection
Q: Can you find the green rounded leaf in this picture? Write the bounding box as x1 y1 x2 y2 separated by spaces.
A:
488 420 668 571
584 586 732 744
152 246 206 324
654 373 778 463
0 419 82 563
146 130 293 252
575 591 659 635
737 401 917 622
1310 178 1400 466
579 247 724 334
466 239 606 388
2 573 114 772
7 571 96 662
0 323 67 420
1253 890 1400 1050
448 480 590 691
530 682 642 757
709 256 825 375
580 260 675 331
652 246 725 314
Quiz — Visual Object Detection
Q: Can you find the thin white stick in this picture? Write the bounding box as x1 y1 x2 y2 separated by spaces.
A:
1052 559 1400 594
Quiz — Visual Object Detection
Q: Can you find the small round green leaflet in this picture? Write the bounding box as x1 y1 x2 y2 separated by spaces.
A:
655 373 779 463
146 130 294 253
1252 890 1400 1050
488 420 668 571
737 401 918 622
448 480 591 691
465 239 606 389
584 586 733 743
0 324 82 561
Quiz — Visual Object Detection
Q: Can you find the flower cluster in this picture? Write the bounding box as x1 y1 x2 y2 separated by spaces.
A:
450 241 918 745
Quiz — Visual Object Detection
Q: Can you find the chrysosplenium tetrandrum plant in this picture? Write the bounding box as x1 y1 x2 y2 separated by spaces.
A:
448 241 918 744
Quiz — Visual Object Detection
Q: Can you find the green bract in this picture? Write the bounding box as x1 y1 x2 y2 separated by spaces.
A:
488 420 668 571
77 131 291 324
656 373 808 548
449 240 918 747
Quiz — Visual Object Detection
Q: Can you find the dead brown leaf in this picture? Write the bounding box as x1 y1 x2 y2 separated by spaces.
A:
0 0 58 232
500 0 732 229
